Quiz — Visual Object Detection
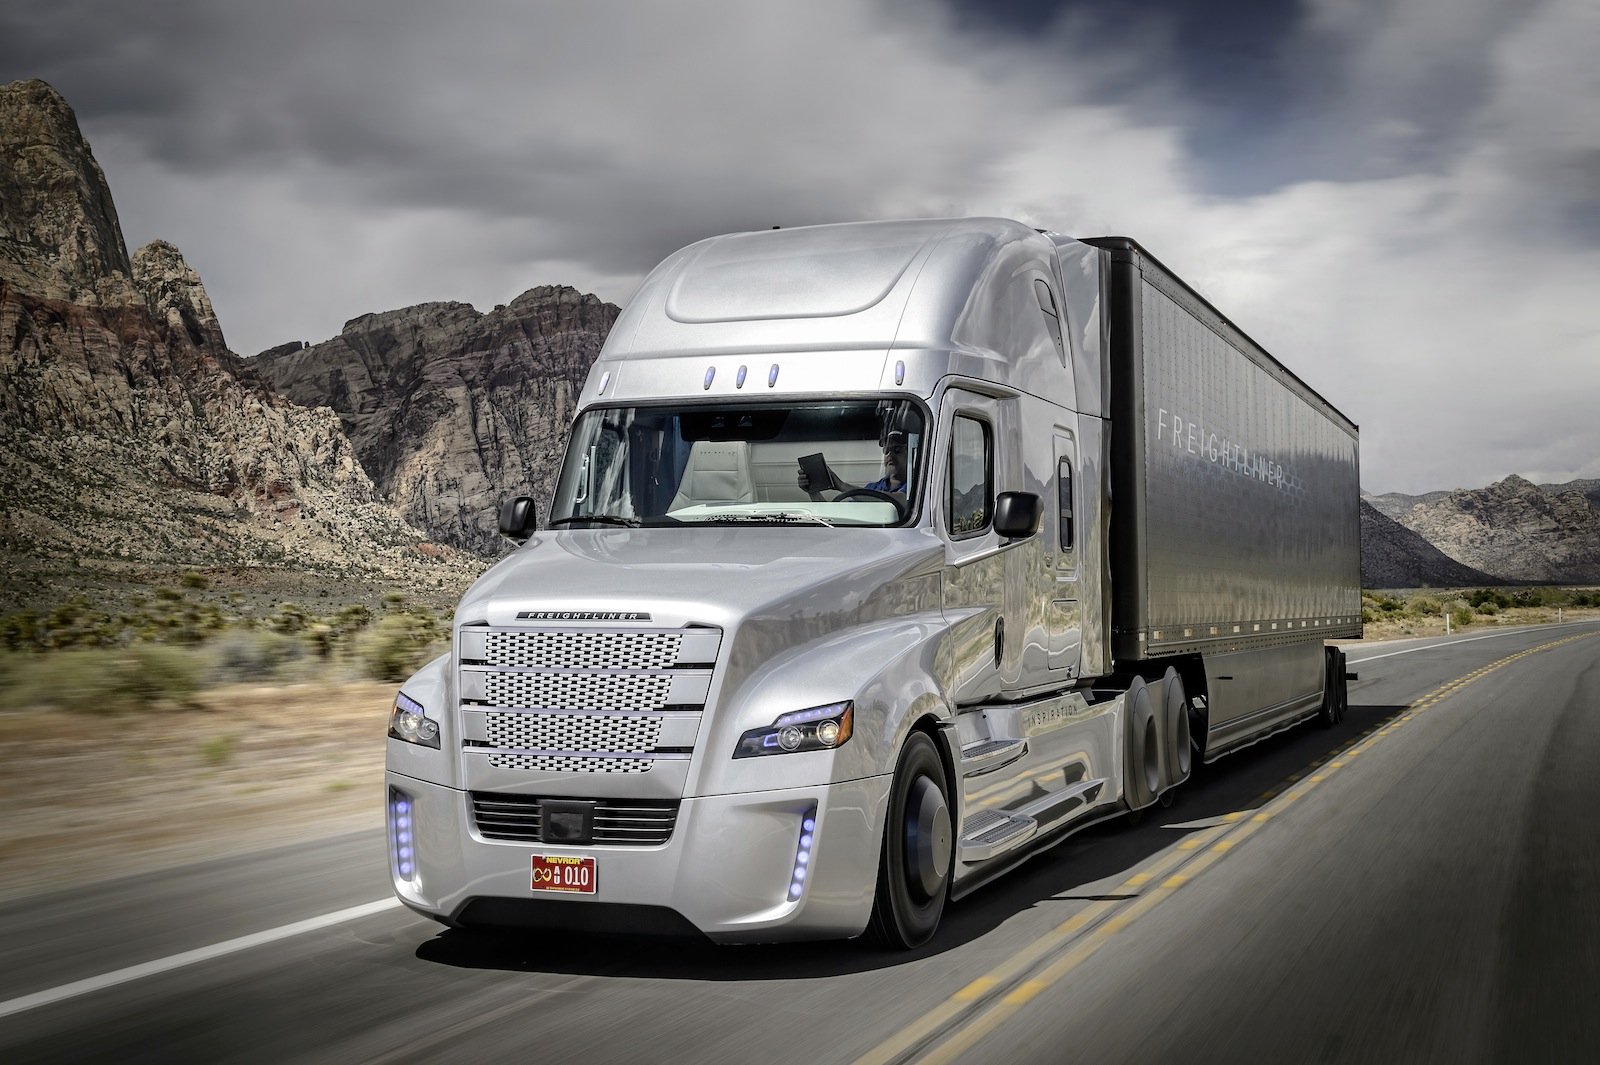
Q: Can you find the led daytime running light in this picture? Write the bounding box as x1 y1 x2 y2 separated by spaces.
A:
788 805 819 902
389 787 418 884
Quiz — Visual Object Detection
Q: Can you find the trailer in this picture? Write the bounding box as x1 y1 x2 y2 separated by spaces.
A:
384 218 1360 948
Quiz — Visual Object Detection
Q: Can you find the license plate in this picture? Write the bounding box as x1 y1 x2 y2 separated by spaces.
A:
530 854 597 894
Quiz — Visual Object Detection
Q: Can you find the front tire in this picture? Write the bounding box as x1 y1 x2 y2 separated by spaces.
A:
868 732 952 950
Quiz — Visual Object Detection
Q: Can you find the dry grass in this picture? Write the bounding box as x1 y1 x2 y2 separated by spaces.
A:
1356 605 1600 643
0 680 394 902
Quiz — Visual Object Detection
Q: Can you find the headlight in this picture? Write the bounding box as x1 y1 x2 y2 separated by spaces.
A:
734 701 853 758
388 691 441 749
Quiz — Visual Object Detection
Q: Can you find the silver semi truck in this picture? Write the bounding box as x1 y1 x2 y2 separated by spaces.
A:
385 218 1360 948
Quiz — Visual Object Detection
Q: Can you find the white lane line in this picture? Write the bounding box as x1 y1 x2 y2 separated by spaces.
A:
0 897 401 1022
1348 621 1598 665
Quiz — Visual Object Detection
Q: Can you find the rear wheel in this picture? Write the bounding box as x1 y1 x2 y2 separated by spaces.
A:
868 732 952 950
1319 649 1342 727
1124 677 1159 815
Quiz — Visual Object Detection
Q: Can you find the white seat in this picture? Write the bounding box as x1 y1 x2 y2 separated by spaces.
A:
670 441 755 509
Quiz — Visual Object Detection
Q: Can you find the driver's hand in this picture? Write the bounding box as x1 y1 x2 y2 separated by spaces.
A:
797 466 840 492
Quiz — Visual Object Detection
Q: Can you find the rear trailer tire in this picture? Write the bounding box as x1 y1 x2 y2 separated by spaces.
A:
1123 677 1159 813
1337 651 1350 722
1319 650 1340 728
868 732 952 950
1161 667 1192 787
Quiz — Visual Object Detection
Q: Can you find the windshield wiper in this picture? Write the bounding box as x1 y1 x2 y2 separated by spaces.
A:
698 512 836 528
548 514 642 528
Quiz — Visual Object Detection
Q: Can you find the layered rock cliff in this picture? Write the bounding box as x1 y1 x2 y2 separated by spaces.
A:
0 78 472 600
1390 476 1600 584
252 287 617 555
1359 501 1502 588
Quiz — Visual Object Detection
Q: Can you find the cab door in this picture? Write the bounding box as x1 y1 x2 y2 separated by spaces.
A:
938 389 1012 706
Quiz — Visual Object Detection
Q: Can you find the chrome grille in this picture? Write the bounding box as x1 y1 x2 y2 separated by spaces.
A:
484 712 663 752
462 624 720 776
481 672 673 712
471 794 679 844
483 630 683 670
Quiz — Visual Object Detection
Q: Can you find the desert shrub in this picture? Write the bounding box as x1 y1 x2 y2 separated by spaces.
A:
1450 606 1474 629
0 645 203 713
270 603 310 635
209 630 303 682
1409 595 1442 617
1477 600 1499 616
180 570 210 590
357 615 438 682
1 611 41 651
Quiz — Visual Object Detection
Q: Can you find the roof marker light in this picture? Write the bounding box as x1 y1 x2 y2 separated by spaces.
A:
736 365 748 388
703 366 716 390
598 370 611 395
768 364 779 387
895 360 905 386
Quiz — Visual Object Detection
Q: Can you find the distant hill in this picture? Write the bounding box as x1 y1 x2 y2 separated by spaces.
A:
1388 476 1600 584
251 287 615 555
1360 501 1502 588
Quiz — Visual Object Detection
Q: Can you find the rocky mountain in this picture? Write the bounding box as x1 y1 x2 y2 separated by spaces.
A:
1361 489 1453 523
1387 475 1600 584
0 78 474 607
1360 501 1502 588
1539 478 1600 510
251 287 616 555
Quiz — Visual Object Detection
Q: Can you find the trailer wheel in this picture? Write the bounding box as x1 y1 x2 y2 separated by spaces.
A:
1319 650 1341 727
868 732 952 950
1124 677 1159 815
1331 646 1344 722
1161 667 1192 788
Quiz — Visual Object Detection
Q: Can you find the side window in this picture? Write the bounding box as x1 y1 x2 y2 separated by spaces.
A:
947 416 993 538
1058 458 1074 550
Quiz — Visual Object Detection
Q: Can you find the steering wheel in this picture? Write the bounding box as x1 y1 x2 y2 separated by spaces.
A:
834 487 908 522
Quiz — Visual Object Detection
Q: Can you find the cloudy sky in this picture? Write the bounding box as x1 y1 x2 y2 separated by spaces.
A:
3 0 1597 494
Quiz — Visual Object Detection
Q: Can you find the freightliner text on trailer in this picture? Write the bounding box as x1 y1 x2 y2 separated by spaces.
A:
384 218 1361 948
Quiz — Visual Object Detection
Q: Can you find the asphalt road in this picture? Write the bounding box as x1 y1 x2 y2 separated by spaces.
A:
3 620 1598 1064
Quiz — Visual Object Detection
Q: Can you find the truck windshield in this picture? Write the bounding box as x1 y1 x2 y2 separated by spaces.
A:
550 399 926 528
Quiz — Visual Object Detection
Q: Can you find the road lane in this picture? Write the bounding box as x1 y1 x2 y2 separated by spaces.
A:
2 621 1596 1064
933 627 1600 1064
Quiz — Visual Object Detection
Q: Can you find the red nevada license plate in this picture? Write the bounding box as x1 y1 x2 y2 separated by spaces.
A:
530 854 597 894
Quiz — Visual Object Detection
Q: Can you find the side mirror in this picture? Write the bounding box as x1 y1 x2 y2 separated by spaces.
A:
993 491 1042 540
498 496 538 542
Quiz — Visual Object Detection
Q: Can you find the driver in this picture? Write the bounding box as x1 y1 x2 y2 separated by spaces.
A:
797 431 907 496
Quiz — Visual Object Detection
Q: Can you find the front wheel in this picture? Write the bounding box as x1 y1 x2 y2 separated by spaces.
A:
868 732 952 950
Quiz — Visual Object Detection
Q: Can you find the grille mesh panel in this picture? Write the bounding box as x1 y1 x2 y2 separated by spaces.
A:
481 672 673 711
486 753 654 774
471 794 679 844
483 712 663 752
481 631 683 670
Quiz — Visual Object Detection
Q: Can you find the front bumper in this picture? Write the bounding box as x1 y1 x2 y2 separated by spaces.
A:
386 770 892 943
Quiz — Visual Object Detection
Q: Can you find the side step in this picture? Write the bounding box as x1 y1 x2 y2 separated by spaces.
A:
957 779 1108 864
959 738 1027 777
958 809 1038 862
